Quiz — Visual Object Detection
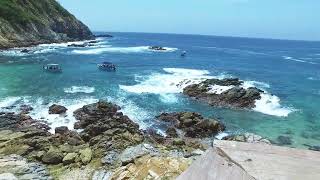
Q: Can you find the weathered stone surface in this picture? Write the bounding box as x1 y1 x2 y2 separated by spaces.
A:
112 155 191 179
48 104 67 114
101 151 119 165
223 133 271 145
177 147 256 180
183 78 263 109
92 169 112 180
157 112 225 138
79 147 92 165
0 154 52 180
213 140 320 180
119 144 159 165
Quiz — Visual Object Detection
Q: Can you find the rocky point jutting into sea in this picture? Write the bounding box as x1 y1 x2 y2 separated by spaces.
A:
0 0 93 49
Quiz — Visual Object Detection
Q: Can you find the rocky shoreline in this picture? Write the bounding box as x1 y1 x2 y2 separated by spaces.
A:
0 100 280 179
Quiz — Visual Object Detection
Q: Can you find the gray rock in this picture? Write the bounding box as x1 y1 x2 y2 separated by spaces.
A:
0 155 52 180
92 169 112 180
119 144 159 165
101 151 119 165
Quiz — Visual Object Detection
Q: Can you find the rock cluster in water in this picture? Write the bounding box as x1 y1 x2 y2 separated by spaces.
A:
183 78 263 109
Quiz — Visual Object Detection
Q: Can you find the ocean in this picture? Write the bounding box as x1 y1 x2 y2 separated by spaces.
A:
0 32 320 148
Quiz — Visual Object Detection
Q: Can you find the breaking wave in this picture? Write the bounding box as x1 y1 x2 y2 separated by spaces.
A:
120 68 294 117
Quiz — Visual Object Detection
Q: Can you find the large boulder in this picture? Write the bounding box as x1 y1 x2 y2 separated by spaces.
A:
73 101 144 151
157 112 225 138
183 78 263 109
49 104 67 114
79 148 92 165
41 147 64 164
62 153 78 165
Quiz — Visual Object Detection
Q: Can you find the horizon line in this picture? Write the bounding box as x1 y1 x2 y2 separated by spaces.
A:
92 30 320 43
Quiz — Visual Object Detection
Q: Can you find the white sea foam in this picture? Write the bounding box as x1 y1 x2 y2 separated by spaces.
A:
207 85 234 94
241 81 270 90
120 68 220 95
72 46 177 55
215 132 229 140
107 96 153 130
64 86 95 94
253 93 293 117
0 97 21 109
27 98 98 133
121 67 293 117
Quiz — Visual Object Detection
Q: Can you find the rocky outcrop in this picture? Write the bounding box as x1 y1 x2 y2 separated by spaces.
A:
73 101 144 151
48 104 67 114
157 112 225 138
0 0 94 49
183 78 263 109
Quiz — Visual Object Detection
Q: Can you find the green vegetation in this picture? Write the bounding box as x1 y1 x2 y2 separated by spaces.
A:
0 0 71 25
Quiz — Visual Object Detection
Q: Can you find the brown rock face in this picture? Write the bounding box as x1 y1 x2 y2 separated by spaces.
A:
49 104 67 114
183 78 263 109
157 112 225 138
73 101 144 150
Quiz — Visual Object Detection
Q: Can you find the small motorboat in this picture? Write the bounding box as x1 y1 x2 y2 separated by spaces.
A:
43 64 62 73
98 62 116 71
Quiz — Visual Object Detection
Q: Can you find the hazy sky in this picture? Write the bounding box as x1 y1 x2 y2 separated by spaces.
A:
58 0 319 41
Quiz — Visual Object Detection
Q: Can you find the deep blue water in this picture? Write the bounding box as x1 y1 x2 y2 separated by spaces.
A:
1 32 320 148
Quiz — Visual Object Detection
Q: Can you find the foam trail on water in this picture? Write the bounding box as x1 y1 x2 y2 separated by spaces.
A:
64 86 95 94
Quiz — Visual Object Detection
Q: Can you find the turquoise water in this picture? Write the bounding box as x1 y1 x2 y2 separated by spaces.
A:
1 32 320 148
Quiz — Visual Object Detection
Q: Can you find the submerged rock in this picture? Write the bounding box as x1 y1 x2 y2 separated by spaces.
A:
277 135 293 145
183 78 263 109
48 104 67 114
157 112 225 138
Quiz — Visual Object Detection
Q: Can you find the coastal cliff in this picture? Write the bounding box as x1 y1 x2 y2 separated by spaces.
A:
0 0 94 49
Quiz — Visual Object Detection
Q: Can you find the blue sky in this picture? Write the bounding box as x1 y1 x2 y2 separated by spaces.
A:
58 0 318 41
